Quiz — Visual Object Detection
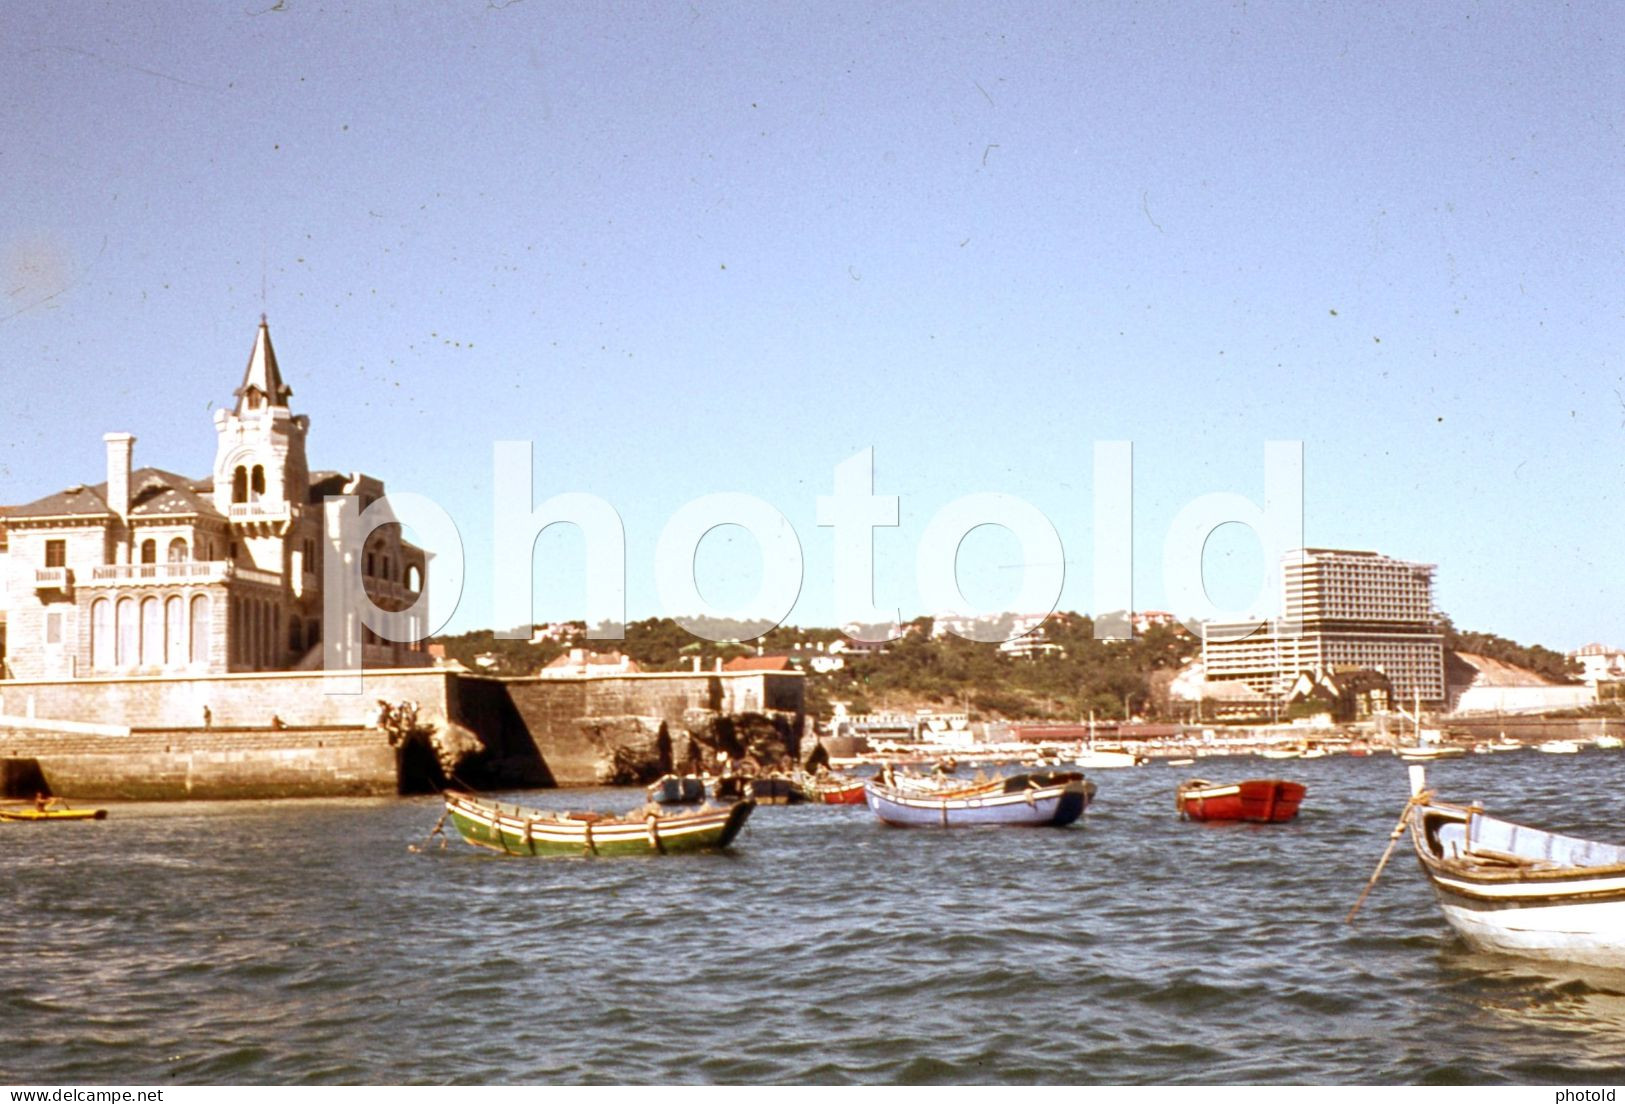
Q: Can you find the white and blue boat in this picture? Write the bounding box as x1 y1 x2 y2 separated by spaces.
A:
864 771 1094 828
1407 766 1625 967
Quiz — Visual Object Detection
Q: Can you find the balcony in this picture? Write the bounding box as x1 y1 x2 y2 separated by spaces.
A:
229 504 292 523
34 566 73 593
83 561 283 589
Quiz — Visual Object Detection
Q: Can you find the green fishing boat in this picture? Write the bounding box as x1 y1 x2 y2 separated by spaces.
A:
442 790 754 857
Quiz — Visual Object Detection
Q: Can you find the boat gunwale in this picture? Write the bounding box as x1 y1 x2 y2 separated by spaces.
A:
1410 800 1625 890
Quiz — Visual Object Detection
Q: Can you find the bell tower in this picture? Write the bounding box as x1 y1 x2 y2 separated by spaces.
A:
212 316 311 569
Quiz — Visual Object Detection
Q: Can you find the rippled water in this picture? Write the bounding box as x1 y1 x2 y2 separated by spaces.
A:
5 752 1625 1085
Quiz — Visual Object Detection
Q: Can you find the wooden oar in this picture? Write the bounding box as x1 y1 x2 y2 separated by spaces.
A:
1346 791 1430 924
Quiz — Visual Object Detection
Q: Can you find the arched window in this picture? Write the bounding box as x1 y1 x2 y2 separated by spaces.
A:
91 599 112 669
141 539 157 564
365 550 376 577
306 619 321 647
167 538 188 563
190 595 210 665
140 597 162 666
165 596 185 666
406 564 422 593
289 617 303 655
116 597 137 667
251 465 265 500
232 467 248 504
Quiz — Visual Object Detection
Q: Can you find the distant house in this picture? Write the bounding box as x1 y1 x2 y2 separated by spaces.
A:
541 648 642 678
1286 668 1393 722
1570 643 1625 686
529 622 582 646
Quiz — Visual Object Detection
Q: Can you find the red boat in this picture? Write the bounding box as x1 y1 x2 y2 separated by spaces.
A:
1176 778 1305 823
799 773 867 805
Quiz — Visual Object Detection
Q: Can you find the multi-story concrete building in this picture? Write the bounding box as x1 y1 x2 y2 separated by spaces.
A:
1202 548 1446 706
0 318 430 682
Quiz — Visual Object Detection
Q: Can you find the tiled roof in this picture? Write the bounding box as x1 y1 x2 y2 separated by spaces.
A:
722 655 793 672
9 482 114 519
128 470 223 518
9 468 221 521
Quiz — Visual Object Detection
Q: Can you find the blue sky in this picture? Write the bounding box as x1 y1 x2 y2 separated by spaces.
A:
3 1 1621 646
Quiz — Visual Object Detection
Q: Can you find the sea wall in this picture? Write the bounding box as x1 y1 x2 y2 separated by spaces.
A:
0 721 397 800
0 668 459 731
0 667 807 797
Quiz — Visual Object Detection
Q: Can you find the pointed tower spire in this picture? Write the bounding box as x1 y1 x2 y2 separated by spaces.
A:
235 314 293 411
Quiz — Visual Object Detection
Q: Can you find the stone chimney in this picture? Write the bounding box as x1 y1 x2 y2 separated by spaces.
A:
104 433 135 521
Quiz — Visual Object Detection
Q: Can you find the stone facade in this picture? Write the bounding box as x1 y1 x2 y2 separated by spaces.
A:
0 318 430 683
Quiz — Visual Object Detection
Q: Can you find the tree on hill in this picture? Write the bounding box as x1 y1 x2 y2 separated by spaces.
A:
1438 613 1581 684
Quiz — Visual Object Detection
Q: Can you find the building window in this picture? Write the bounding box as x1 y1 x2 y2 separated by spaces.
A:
91 599 112 669
251 465 266 499
116 597 137 667
167 538 189 563
289 617 303 655
233 466 248 504
406 564 422 593
45 539 66 568
140 597 162 666
45 612 62 645
189 595 210 665
141 539 157 564
165 596 185 666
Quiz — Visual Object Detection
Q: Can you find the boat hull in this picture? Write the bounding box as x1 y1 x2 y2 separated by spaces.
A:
864 778 1091 828
444 792 754 856
1177 779 1305 823
800 776 867 805
1409 786 1625 967
1429 885 1625 967
746 777 805 805
0 807 108 822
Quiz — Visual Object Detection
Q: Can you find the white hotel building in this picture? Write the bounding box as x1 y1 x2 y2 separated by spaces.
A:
1202 548 1447 706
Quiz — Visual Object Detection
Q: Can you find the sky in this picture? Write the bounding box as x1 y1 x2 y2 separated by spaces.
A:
2 1 1622 647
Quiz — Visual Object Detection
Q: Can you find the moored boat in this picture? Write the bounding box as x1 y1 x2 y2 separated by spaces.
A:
1537 740 1582 755
1405 766 1625 967
1594 735 1623 750
1395 745 1467 761
1176 778 1305 823
745 776 805 805
645 774 706 805
864 772 1094 828
798 773 867 805
442 791 754 856
0 803 108 822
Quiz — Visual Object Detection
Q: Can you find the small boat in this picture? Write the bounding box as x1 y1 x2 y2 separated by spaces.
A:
0 804 108 822
1258 748 1301 760
1395 745 1467 761
798 773 867 805
1176 779 1305 823
1537 740 1582 755
442 791 754 856
1070 748 1142 769
1594 735 1622 750
745 776 805 805
1165 758 1196 767
645 774 706 805
864 772 1094 828
1405 765 1625 967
